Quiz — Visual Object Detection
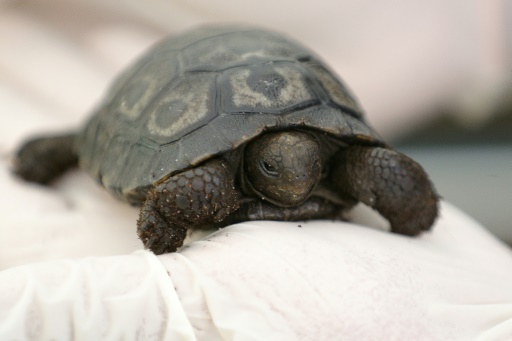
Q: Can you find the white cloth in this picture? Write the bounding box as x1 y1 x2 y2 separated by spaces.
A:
1 202 512 340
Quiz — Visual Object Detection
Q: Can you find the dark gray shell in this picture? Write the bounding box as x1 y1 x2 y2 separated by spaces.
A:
77 26 382 204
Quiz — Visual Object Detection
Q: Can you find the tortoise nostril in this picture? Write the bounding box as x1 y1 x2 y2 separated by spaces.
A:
296 173 307 180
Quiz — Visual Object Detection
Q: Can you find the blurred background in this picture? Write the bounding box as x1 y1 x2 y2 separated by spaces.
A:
1 0 511 242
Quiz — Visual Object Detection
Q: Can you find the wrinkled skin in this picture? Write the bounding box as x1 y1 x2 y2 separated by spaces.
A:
14 130 438 254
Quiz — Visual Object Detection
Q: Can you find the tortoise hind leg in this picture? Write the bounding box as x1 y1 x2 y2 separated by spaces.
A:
13 134 78 185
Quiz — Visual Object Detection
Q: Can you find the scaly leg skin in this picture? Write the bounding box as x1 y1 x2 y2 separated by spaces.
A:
331 146 439 236
14 134 78 184
137 159 241 255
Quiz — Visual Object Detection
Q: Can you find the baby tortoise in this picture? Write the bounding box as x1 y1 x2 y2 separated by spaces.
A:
14 26 439 254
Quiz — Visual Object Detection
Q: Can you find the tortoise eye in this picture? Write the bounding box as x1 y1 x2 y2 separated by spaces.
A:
261 160 278 176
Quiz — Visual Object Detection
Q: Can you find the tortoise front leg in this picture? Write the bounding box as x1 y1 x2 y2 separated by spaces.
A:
330 146 439 236
137 159 241 254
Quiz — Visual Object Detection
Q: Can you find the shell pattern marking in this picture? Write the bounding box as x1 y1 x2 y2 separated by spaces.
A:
225 63 315 112
146 73 216 140
110 50 180 121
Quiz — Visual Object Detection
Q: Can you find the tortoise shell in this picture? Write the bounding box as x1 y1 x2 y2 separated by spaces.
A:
77 26 382 204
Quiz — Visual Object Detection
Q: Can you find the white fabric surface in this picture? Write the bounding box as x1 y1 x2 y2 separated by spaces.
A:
1 1 511 340
1 203 512 340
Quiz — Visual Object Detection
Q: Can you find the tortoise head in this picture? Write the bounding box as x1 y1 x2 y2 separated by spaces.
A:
243 131 322 207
